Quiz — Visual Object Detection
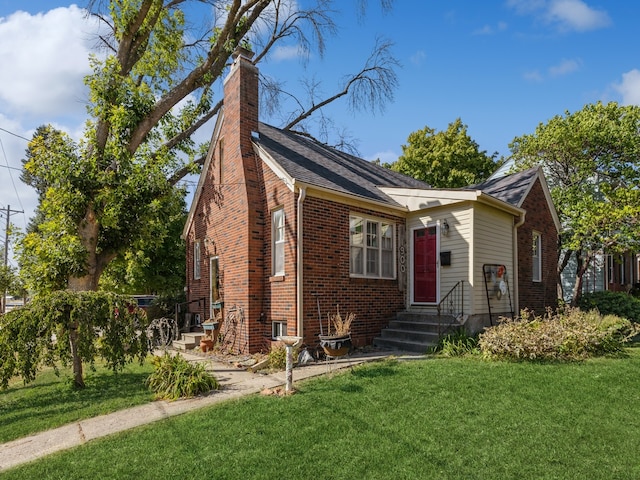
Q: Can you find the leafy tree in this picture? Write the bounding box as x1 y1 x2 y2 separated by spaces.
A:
0 290 149 388
98 190 187 295
389 118 501 188
509 101 640 305
19 0 399 295
0 265 15 312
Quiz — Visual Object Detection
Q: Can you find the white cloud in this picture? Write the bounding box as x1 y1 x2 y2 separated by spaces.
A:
271 44 307 61
0 5 102 236
523 69 544 82
410 50 426 66
507 0 611 32
523 58 581 82
546 0 611 32
612 69 640 106
473 22 508 35
548 58 582 77
0 5 98 118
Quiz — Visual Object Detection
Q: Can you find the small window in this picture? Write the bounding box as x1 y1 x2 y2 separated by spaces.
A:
272 208 285 275
272 321 287 339
218 139 224 185
607 254 614 284
193 240 201 280
532 232 541 282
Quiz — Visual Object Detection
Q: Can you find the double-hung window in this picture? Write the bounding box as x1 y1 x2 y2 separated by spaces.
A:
350 215 395 278
272 208 285 276
532 232 541 282
193 240 201 280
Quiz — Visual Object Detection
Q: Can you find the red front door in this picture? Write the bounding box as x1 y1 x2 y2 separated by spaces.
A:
414 227 437 303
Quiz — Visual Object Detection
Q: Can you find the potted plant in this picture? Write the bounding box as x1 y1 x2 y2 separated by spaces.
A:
201 312 222 352
319 306 355 357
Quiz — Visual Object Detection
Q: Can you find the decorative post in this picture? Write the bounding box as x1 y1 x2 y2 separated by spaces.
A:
277 336 302 393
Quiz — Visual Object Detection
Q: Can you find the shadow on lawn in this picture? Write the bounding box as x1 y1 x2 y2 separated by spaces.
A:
350 359 400 379
0 370 151 436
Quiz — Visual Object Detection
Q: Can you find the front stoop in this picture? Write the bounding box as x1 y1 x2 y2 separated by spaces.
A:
172 332 205 351
373 312 460 353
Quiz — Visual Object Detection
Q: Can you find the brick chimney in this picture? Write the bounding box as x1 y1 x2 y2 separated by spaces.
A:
218 47 265 353
223 47 259 156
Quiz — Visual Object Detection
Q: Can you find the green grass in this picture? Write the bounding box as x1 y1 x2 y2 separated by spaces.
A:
3 350 640 479
0 360 155 443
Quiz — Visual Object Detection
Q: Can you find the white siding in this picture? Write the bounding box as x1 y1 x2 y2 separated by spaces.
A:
407 204 473 313
472 203 515 317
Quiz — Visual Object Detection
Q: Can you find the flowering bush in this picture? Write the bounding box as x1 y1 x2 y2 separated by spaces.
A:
478 308 639 361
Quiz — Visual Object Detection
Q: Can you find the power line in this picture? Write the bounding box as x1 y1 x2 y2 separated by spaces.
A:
0 135 26 216
0 126 30 142
0 164 22 171
1 205 23 314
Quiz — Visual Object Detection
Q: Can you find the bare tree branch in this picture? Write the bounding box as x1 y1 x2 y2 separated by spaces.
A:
284 37 398 130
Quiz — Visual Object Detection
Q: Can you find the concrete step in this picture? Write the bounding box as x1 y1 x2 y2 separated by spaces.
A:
373 312 461 353
373 336 436 353
172 332 205 351
377 328 440 344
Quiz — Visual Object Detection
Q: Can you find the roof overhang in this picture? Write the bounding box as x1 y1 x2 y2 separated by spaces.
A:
379 187 525 217
254 142 410 214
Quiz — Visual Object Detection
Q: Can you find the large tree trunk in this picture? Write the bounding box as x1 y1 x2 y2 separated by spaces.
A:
570 250 592 307
66 205 114 387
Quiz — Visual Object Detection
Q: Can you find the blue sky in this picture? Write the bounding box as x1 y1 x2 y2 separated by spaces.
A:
0 1 637 265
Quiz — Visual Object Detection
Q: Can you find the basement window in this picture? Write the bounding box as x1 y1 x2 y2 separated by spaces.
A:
272 321 287 339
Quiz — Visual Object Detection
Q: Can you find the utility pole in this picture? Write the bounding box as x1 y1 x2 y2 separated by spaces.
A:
2 204 23 313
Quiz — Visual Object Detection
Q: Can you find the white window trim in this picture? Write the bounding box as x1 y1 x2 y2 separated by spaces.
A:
272 320 287 339
607 254 614 284
272 207 285 276
193 240 201 280
532 231 541 283
209 256 221 319
349 214 396 279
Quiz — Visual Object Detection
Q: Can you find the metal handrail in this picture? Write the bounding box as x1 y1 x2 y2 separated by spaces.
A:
436 280 464 335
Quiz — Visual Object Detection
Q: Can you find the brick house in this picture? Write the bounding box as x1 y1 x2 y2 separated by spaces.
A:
181 49 560 354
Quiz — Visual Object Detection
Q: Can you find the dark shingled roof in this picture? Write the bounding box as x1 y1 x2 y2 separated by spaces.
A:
468 167 539 207
254 122 430 206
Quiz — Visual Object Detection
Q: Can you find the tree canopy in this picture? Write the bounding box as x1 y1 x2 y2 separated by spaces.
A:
18 0 399 295
389 118 501 188
509 101 640 304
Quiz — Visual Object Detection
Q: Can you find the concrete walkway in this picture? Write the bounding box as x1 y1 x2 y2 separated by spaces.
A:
0 349 408 471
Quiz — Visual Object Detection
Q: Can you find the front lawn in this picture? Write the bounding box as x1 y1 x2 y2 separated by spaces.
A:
0 360 155 443
3 348 640 479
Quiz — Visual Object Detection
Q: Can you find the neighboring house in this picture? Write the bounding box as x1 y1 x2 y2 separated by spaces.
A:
181 49 560 354
561 251 639 302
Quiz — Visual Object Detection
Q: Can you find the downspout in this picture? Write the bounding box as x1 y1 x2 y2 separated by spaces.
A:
513 212 526 315
296 186 307 339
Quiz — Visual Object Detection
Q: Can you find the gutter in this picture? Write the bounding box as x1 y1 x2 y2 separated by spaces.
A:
513 211 526 314
296 186 307 339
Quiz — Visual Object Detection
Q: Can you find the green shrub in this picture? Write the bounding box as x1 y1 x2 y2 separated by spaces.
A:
146 353 219 400
478 308 639 361
578 291 640 323
268 345 298 370
433 329 479 357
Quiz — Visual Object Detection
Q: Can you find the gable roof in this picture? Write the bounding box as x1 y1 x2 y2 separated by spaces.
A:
470 166 561 232
253 122 430 206
470 167 539 207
